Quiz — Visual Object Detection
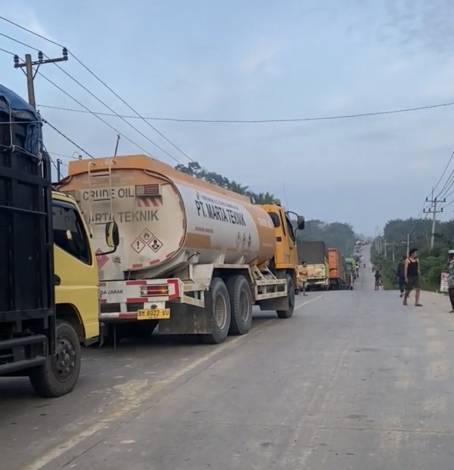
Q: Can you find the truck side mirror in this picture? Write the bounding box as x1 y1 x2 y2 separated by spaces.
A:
105 221 119 249
297 216 305 230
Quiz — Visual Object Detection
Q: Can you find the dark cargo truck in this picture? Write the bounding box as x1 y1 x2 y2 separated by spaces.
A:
0 84 79 397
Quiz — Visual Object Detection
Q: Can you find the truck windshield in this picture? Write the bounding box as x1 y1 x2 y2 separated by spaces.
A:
53 200 91 264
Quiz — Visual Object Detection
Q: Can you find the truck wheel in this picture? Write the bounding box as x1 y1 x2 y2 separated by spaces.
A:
29 321 81 398
201 277 231 344
227 275 253 335
277 275 295 319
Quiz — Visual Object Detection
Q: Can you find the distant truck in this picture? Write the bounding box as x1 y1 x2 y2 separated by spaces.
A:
0 85 116 397
59 155 304 344
344 257 357 289
327 248 347 289
297 241 329 290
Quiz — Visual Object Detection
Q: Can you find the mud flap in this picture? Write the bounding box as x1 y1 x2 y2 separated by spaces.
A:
158 304 213 335
257 296 289 312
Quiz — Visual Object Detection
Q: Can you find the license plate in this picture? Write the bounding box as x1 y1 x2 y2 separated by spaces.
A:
137 308 170 320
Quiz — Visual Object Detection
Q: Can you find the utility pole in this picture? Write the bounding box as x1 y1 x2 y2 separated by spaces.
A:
424 196 445 250
14 48 68 109
384 239 387 258
406 233 410 257
56 158 62 181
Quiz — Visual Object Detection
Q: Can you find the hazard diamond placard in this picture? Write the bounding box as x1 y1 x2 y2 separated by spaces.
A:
131 237 146 254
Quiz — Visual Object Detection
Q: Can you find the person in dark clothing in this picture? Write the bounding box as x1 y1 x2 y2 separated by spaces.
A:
403 248 422 306
374 269 381 290
396 256 406 297
447 250 454 313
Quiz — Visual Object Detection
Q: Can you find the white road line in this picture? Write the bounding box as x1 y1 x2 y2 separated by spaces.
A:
23 322 274 470
294 294 324 311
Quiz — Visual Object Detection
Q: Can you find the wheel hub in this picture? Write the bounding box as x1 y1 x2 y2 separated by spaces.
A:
54 337 76 380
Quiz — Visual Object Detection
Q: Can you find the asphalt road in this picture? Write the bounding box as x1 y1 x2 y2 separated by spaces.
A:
2 256 454 469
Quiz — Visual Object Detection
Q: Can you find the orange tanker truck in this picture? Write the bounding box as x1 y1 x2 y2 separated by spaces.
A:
59 155 304 344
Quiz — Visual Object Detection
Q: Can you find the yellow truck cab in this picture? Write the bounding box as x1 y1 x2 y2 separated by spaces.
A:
261 204 304 317
52 191 100 344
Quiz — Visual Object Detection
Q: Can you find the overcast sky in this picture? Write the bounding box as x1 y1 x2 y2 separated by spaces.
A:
2 0 454 234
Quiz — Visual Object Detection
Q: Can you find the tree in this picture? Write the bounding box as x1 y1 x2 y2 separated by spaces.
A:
297 219 356 257
175 162 279 203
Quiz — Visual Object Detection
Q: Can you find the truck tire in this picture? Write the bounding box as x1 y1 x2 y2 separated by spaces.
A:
277 274 295 319
227 275 253 335
29 320 81 398
201 277 231 344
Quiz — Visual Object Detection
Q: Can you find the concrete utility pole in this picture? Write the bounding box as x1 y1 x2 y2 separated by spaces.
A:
384 239 388 258
424 196 446 250
14 48 68 109
406 233 410 257
56 158 62 181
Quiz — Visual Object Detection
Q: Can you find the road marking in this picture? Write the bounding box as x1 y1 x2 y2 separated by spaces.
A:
294 294 324 311
23 322 274 470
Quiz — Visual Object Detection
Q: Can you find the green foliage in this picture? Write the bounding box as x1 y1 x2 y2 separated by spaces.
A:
296 219 356 257
175 162 280 204
371 217 453 291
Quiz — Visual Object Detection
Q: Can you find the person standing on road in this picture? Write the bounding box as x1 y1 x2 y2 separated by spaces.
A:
374 268 382 290
403 248 422 307
298 262 309 296
447 250 454 313
396 256 406 297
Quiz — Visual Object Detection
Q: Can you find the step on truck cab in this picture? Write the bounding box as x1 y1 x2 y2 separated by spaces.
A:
0 85 116 396
59 155 304 344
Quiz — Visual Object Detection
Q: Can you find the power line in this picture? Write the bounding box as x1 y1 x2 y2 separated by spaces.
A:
0 46 17 56
69 54 194 162
0 31 41 52
0 15 64 49
49 59 183 164
36 100 454 124
436 165 454 199
432 151 454 194
48 150 80 160
1 34 183 164
43 119 94 158
0 15 194 162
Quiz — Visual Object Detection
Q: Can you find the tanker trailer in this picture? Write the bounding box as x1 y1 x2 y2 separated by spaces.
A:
59 155 304 344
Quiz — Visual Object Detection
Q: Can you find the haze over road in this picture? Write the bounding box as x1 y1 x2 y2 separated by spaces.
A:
1 251 454 469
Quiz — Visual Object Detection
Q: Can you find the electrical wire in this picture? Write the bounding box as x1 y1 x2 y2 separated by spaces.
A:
0 32 40 52
37 101 454 124
0 15 194 162
0 34 183 164
432 151 454 195
43 119 94 158
48 150 80 160
0 46 17 56
435 166 454 199
49 59 183 164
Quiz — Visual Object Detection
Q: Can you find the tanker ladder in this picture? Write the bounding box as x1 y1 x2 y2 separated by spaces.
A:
87 159 114 225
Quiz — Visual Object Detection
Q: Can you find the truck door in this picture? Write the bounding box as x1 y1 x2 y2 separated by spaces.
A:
53 198 99 339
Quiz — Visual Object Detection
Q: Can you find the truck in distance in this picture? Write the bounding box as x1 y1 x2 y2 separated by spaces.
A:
297 241 329 290
328 247 348 290
59 155 304 344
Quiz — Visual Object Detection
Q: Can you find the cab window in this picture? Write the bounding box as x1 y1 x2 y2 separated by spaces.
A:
285 215 296 242
53 200 91 264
